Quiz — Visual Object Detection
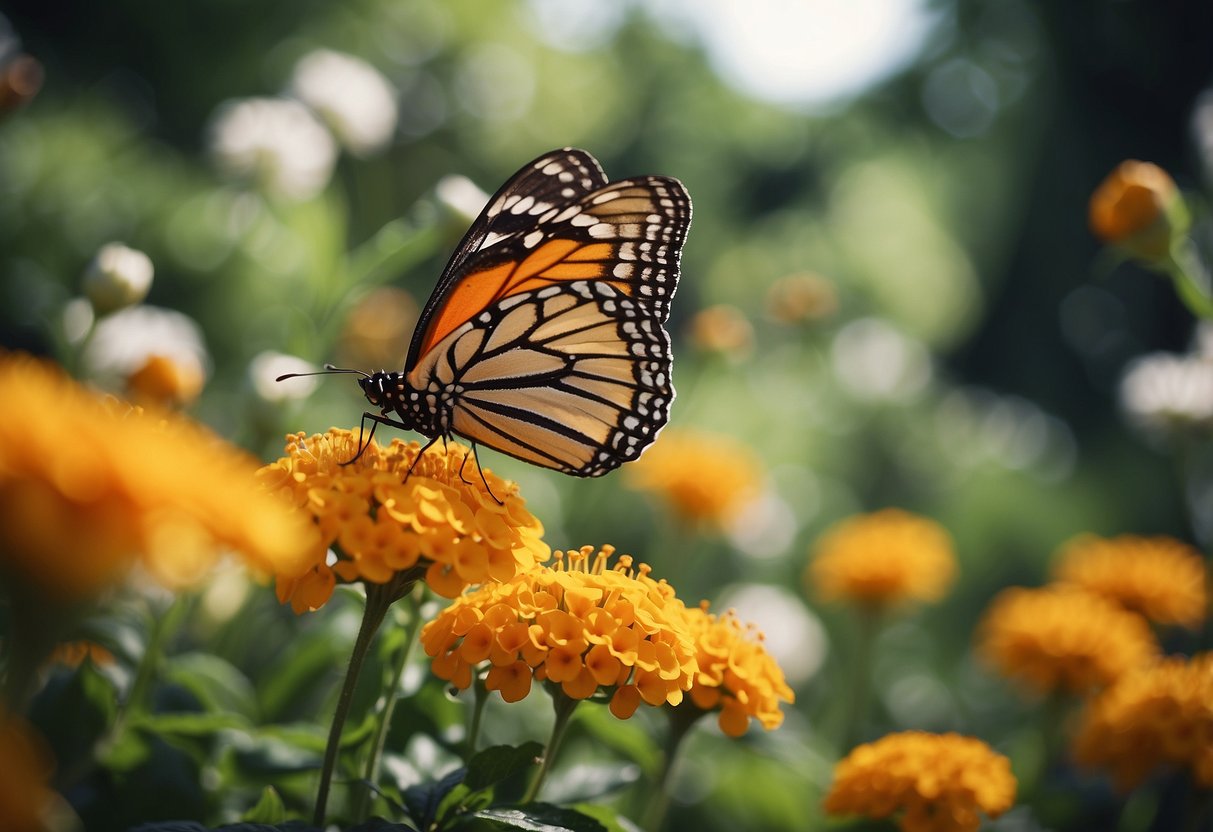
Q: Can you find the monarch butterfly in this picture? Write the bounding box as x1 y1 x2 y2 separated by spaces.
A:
283 148 691 477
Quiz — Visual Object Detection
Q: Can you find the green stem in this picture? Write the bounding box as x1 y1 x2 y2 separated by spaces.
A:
642 704 703 831
467 674 490 758
352 591 424 821
1167 243 1213 320
522 690 580 804
112 596 190 738
840 604 882 752
313 585 395 827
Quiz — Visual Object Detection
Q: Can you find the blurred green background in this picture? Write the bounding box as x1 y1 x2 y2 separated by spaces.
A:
3 1 1212 829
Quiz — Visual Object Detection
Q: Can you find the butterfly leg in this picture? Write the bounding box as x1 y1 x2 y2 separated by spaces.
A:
404 432 444 480
456 439 504 504
343 412 383 466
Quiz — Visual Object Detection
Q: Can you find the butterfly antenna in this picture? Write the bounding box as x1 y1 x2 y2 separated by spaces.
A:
275 363 371 382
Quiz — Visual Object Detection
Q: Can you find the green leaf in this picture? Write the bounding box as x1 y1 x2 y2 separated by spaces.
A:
465 804 607 832
165 652 258 718
242 786 287 823
131 710 251 738
568 804 643 832
403 767 465 830
463 743 544 792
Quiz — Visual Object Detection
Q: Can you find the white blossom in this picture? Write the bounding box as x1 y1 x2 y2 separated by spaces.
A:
83 305 209 390
1120 351 1213 438
249 351 319 402
290 50 398 157
82 242 154 315
209 97 337 200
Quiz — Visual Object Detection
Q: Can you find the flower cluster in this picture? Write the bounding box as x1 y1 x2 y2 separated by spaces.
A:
1072 653 1213 790
1053 534 1207 629
257 429 550 612
420 546 698 716
682 604 795 736
627 429 763 528
824 731 1017 832
0 353 314 599
807 508 956 609
976 585 1158 695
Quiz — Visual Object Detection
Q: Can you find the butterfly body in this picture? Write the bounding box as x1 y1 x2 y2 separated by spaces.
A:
359 148 691 477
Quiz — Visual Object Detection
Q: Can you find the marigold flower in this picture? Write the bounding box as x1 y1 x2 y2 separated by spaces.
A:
807 509 956 609
824 731 1016 832
126 353 205 408
1072 653 1213 790
976 585 1158 696
0 714 57 832
420 546 698 715
1053 534 1207 629
0 353 315 600
258 429 549 612
626 429 763 528
766 272 838 324
687 304 755 360
682 604 795 736
1088 160 1185 260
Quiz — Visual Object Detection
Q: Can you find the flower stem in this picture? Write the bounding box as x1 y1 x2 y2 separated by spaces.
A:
1167 243 1213 320
352 590 423 821
841 604 881 751
313 584 395 827
643 705 703 831
522 690 580 804
467 674 489 758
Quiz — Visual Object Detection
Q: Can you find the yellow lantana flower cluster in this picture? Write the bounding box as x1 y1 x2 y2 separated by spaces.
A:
626 429 763 528
807 508 956 609
1072 653 1213 791
420 546 698 717
683 605 795 737
1053 534 1207 629
976 585 1158 695
257 429 549 612
824 731 1016 832
0 353 315 599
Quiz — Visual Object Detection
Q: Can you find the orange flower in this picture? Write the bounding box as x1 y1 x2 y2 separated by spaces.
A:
420 546 698 716
1053 534 1207 629
0 714 57 832
807 509 956 609
126 353 205 408
766 272 838 325
1073 653 1213 790
0 353 315 600
976 585 1158 696
824 731 1016 832
258 429 549 612
627 429 763 528
687 304 754 360
48 641 115 669
682 604 795 736
1088 160 1184 259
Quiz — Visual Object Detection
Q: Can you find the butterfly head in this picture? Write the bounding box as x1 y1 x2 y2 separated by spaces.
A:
358 372 391 409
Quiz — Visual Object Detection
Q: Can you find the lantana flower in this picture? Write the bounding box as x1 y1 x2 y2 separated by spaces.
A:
976 585 1158 696
420 545 698 717
681 604 795 737
1072 652 1213 790
257 429 549 612
807 508 956 610
824 731 1016 832
1053 534 1207 629
626 429 763 529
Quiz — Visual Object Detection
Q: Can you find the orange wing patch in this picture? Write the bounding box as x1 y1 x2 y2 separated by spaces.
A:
416 240 628 357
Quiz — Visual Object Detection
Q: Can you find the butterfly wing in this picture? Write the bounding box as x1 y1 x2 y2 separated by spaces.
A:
405 148 691 476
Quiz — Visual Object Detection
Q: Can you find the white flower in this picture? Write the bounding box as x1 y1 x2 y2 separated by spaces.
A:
209 97 337 200
83 305 209 390
82 242 154 315
249 351 318 402
1120 351 1213 437
289 50 398 157
434 173 489 225
830 317 932 401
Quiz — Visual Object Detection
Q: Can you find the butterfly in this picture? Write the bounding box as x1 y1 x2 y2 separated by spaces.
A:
285 148 691 477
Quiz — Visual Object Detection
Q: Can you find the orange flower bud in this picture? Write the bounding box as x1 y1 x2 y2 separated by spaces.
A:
1089 160 1185 260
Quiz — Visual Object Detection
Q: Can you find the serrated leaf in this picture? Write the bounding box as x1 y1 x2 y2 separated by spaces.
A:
466 804 607 832
463 743 544 792
242 786 287 823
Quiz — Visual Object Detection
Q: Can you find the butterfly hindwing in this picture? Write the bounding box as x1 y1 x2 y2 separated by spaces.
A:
407 280 673 476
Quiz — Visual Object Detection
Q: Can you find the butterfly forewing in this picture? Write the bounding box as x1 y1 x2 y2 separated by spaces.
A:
393 147 690 476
